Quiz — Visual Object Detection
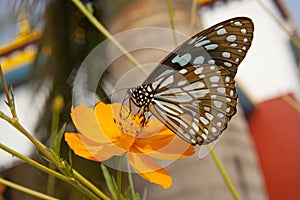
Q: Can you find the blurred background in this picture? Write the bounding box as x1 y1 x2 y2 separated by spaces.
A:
0 0 300 199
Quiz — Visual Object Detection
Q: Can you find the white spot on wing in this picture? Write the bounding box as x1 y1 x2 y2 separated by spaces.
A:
153 100 182 116
195 39 211 47
204 106 210 112
217 122 222 127
183 81 205 91
205 112 214 120
217 87 226 94
193 56 205 65
226 35 237 42
171 53 192 67
224 62 232 67
192 122 199 132
241 28 247 34
194 67 204 74
159 75 174 88
214 101 223 108
212 127 217 133
216 28 227 35
188 37 198 44
234 21 243 26
178 80 187 86
205 44 219 51
200 117 209 125
222 52 231 58
179 69 188 74
152 77 163 89
208 60 215 64
217 113 225 118
210 76 220 83
201 134 207 139
190 89 210 98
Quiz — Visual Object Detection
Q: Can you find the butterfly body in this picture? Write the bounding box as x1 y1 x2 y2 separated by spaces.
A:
128 17 254 145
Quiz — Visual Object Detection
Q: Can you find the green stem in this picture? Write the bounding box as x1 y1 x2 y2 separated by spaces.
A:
70 0 147 75
189 0 197 34
166 0 178 47
47 96 63 196
207 144 240 200
0 70 109 199
117 156 124 200
0 177 59 200
0 143 69 183
0 143 101 200
127 162 136 199
72 170 111 200
0 114 109 199
0 65 16 119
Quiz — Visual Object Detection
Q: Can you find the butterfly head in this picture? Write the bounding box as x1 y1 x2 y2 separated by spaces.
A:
128 84 154 109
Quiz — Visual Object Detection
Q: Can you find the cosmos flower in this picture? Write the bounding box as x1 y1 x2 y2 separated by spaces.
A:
65 102 194 188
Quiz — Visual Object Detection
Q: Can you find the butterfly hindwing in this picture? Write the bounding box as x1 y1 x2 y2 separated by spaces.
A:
149 64 237 145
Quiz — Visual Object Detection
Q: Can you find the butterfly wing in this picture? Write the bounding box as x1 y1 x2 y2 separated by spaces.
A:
142 17 253 145
149 64 237 145
143 17 253 85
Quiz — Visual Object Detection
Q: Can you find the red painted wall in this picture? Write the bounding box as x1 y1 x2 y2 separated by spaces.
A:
248 94 300 200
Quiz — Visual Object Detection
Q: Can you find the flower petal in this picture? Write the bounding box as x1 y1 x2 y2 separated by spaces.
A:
71 105 120 143
138 118 169 138
128 148 172 189
135 129 195 160
94 102 123 141
65 133 126 161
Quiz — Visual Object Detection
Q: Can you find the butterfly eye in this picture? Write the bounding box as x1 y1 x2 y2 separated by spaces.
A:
128 17 254 145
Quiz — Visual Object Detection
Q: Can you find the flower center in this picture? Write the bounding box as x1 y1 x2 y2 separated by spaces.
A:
113 114 149 137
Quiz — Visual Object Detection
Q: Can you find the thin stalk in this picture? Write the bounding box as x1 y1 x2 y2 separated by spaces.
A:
127 162 136 199
117 156 124 200
70 0 147 75
0 65 16 118
0 66 10 105
0 177 59 200
47 96 64 196
72 170 111 200
0 143 70 183
166 0 178 47
207 144 240 200
0 143 101 200
256 0 300 49
281 94 300 112
0 118 109 199
189 0 197 34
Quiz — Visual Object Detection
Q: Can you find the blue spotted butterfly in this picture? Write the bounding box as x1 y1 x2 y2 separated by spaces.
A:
128 17 254 145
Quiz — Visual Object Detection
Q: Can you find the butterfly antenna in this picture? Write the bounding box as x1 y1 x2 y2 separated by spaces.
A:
120 92 131 120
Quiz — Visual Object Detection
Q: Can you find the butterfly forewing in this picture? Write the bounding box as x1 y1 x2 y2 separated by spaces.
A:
128 17 253 145
144 17 253 84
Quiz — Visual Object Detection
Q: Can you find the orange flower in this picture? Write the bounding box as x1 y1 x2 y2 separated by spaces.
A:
65 102 194 189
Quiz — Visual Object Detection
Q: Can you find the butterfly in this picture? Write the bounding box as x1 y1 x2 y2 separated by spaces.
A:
127 17 254 145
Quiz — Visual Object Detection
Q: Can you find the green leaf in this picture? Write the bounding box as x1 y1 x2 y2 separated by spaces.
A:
141 188 147 200
101 164 117 200
53 123 66 156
